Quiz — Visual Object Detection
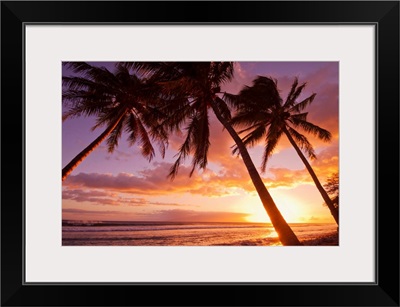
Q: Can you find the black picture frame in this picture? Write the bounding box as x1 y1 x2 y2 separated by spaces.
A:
1 1 399 306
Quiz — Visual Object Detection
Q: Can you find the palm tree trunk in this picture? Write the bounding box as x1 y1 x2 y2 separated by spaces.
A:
283 127 339 225
62 111 126 181
210 102 301 246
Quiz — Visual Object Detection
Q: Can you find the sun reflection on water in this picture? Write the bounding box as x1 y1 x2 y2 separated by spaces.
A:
265 230 278 238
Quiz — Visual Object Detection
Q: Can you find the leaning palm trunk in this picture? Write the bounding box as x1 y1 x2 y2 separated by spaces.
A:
210 101 301 246
62 111 127 181
283 128 339 225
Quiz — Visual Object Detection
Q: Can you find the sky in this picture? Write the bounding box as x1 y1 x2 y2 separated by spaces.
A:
62 62 339 224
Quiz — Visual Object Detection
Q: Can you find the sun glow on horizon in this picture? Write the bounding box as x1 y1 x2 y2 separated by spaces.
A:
243 192 334 224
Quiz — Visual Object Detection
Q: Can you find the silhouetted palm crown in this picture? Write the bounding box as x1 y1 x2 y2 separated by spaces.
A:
63 62 169 159
124 62 235 178
228 76 331 172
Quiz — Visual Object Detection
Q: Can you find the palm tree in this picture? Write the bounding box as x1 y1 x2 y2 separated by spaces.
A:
227 76 338 224
124 62 301 246
324 172 339 210
62 62 169 181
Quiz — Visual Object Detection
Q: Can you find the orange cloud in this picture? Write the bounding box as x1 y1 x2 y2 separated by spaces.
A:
62 189 188 207
64 139 337 203
262 142 339 189
63 161 255 198
263 168 309 189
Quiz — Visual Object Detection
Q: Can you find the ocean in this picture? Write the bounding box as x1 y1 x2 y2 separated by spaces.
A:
62 221 338 246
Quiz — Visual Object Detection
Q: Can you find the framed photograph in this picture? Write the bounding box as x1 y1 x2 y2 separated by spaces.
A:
1 1 399 306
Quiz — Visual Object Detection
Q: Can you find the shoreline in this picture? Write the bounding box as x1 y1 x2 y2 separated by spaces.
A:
300 231 339 246
62 222 339 246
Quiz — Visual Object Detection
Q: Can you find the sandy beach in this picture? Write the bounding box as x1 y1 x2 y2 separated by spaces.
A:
300 231 339 246
63 222 339 246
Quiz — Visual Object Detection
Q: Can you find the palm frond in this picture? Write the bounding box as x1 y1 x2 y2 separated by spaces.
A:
290 118 332 142
136 62 184 80
168 115 197 179
251 76 280 105
125 112 138 146
64 62 120 88
157 100 195 133
236 122 265 135
232 124 267 155
62 76 106 92
260 123 283 172
289 93 317 113
288 112 308 123
284 77 298 106
91 107 126 131
62 89 114 108
287 127 316 159
231 109 272 131
136 116 156 161
228 76 281 111
283 78 308 109
285 82 307 108
63 62 93 74
189 109 210 176
209 62 234 85
222 92 242 108
62 102 108 120
106 116 126 153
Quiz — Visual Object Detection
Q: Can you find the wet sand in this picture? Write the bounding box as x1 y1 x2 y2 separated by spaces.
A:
300 231 339 246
